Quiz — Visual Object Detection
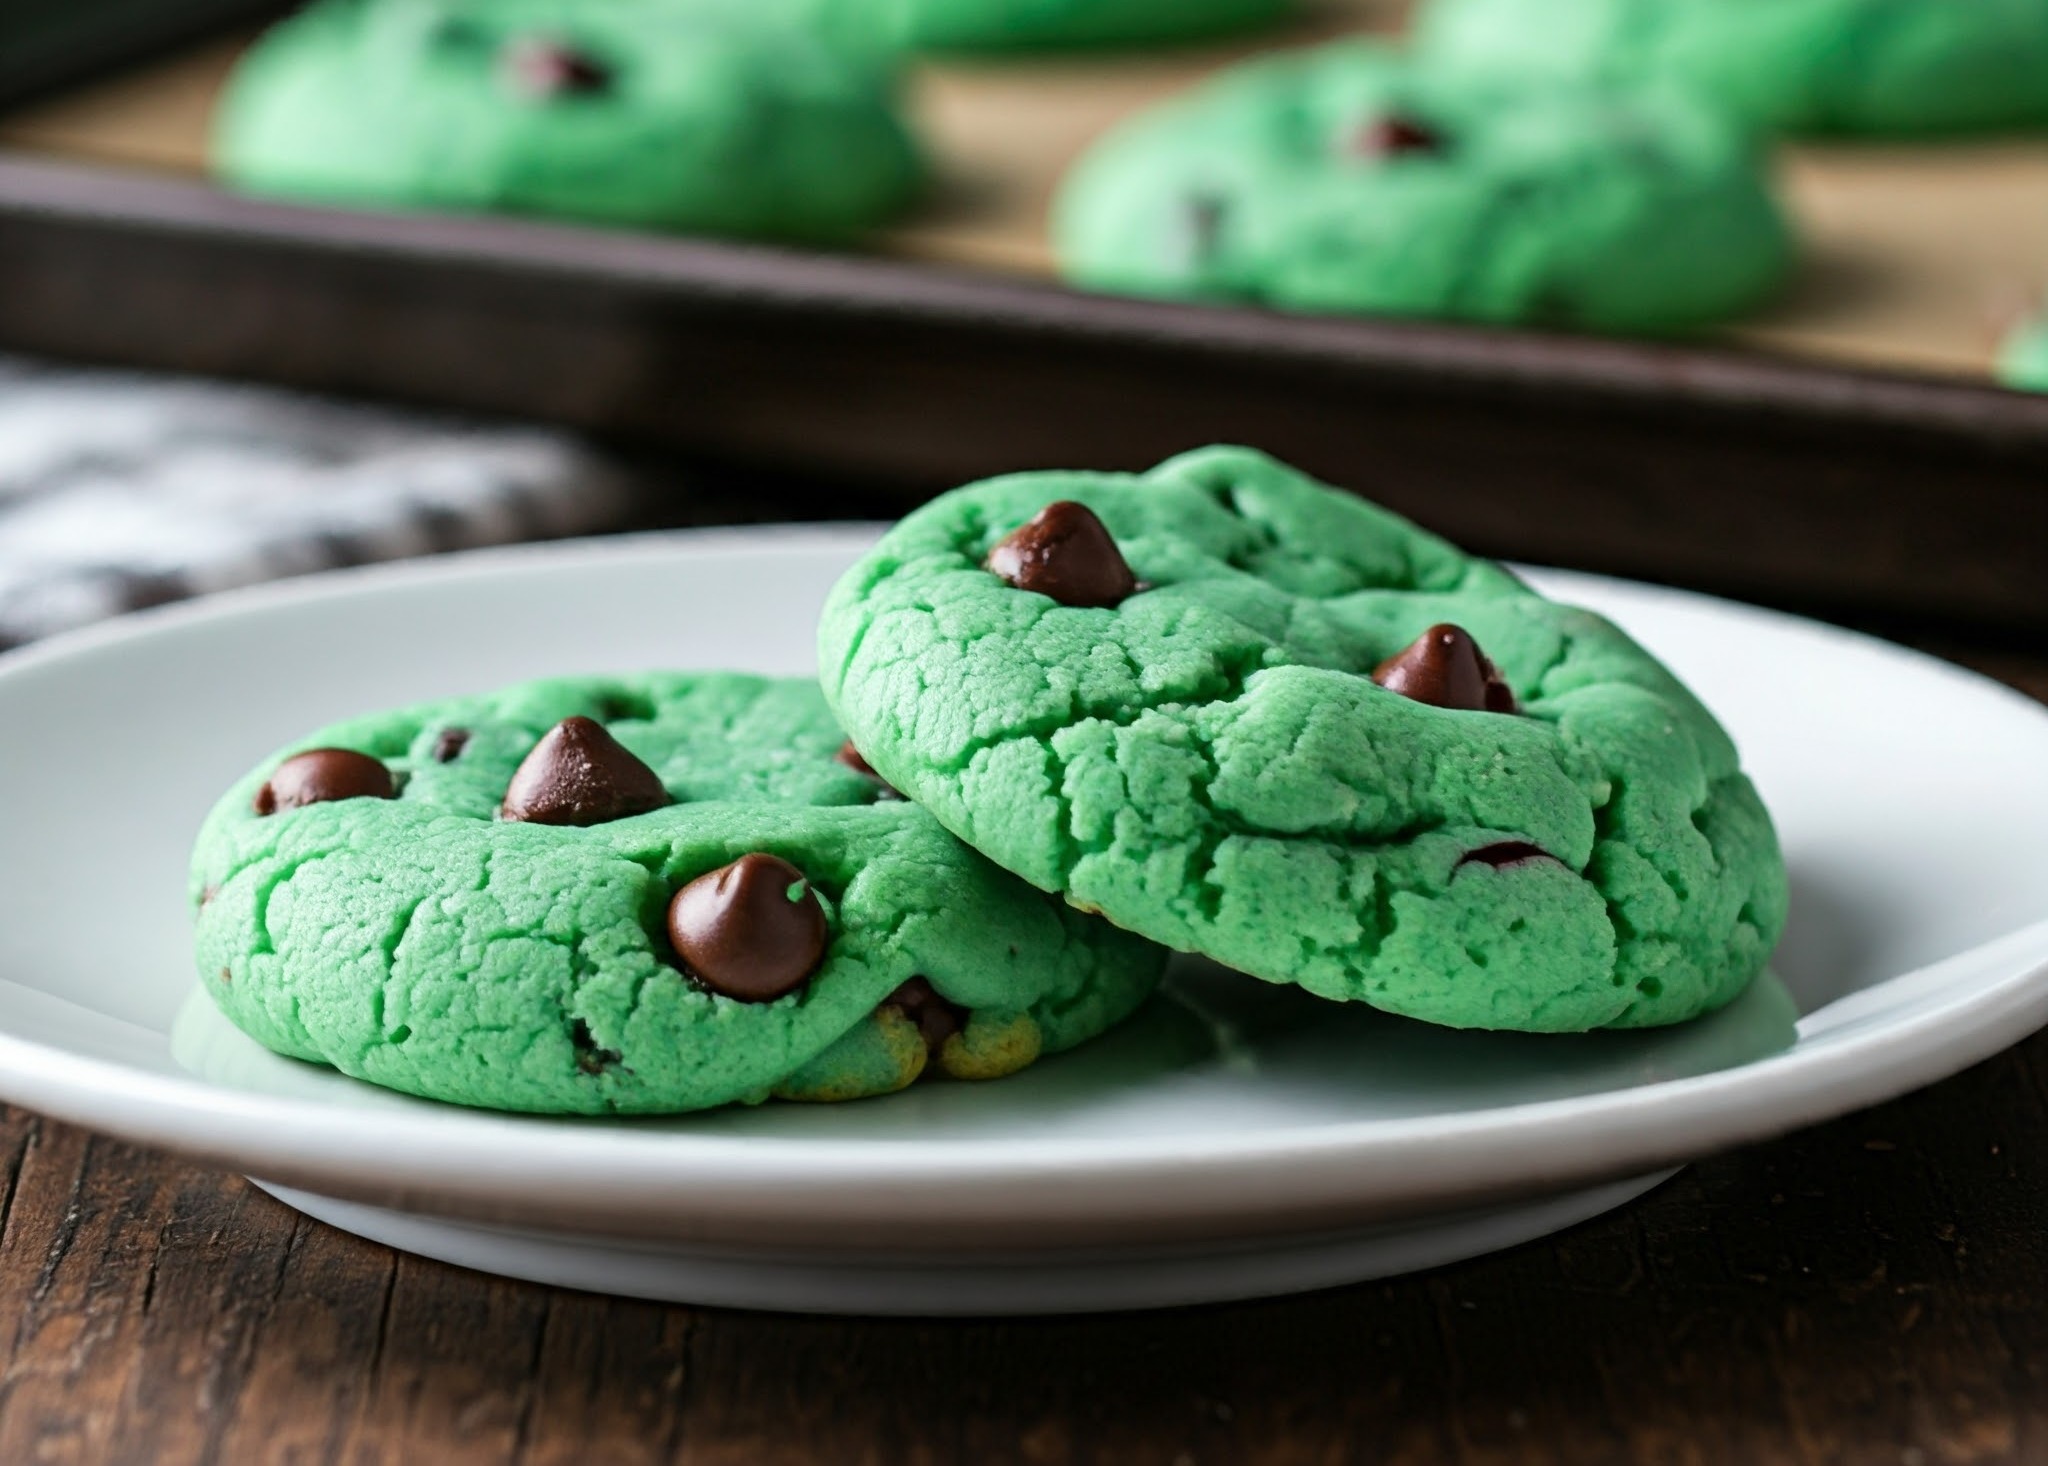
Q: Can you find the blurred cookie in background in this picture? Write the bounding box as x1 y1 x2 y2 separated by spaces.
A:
1414 0 2048 138
1053 41 1794 334
213 0 926 238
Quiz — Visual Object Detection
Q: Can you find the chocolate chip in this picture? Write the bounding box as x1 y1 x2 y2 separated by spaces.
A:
834 739 903 800
197 885 219 910
500 716 670 826
254 749 396 815
884 977 968 1055
431 727 470 763
986 501 1139 609
1373 624 1518 714
218 967 231 985
1460 841 1556 869
501 36 612 99
1350 114 1446 160
667 854 828 1003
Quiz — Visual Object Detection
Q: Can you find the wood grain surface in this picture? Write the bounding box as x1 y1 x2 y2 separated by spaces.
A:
0 644 2031 1465
5 0 2048 380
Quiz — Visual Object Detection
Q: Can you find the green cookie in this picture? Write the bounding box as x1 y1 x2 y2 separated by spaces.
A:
820 446 1787 1033
875 0 1292 51
1052 40 1793 334
1999 314 2048 392
190 674 1164 1114
214 0 924 239
1416 0 2048 138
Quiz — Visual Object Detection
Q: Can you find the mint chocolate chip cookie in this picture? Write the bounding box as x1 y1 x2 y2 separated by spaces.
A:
1416 0 2048 138
191 674 1164 1114
214 0 924 239
820 446 1787 1033
1052 40 1793 333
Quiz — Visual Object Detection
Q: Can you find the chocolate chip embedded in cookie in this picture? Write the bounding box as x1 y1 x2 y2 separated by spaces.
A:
499 36 612 100
1374 624 1517 713
883 976 969 1055
667 853 828 1003
255 749 395 814
834 739 902 799
1348 113 1445 159
986 501 1140 608
501 716 670 826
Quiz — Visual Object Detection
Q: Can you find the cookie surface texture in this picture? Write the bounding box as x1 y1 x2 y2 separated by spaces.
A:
1052 40 1792 333
1416 0 2048 137
191 674 1165 1114
819 446 1788 1033
213 0 924 238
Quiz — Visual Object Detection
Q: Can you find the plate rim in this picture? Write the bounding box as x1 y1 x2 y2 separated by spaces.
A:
3 525 2046 1238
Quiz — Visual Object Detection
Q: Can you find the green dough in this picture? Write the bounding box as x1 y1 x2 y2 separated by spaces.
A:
213 0 924 239
875 0 1292 51
1052 40 1793 334
774 0 1290 53
190 674 1164 1114
1416 0 2048 137
1999 314 2048 392
820 446 1788 1033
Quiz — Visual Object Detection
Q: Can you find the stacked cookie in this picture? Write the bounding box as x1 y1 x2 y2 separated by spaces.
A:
192 449 1788 1114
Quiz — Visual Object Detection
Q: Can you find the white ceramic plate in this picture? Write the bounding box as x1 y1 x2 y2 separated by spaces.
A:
0 527 2044 1314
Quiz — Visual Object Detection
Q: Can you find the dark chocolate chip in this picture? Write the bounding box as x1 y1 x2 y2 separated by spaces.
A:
884 976 968 1056
667 854 828 1003
1373 624 1518 714
986 501 1139 609
254 748 396 815
218 967 231 985
1459 841 1557 869
431 727 471 763
834 739 903 800
501 716 670 826
197 885 219 910
1350 114 1446 160
501 36 612 99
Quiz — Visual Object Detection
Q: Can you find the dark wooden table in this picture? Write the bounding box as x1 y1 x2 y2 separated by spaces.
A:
0 604 2040 1465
